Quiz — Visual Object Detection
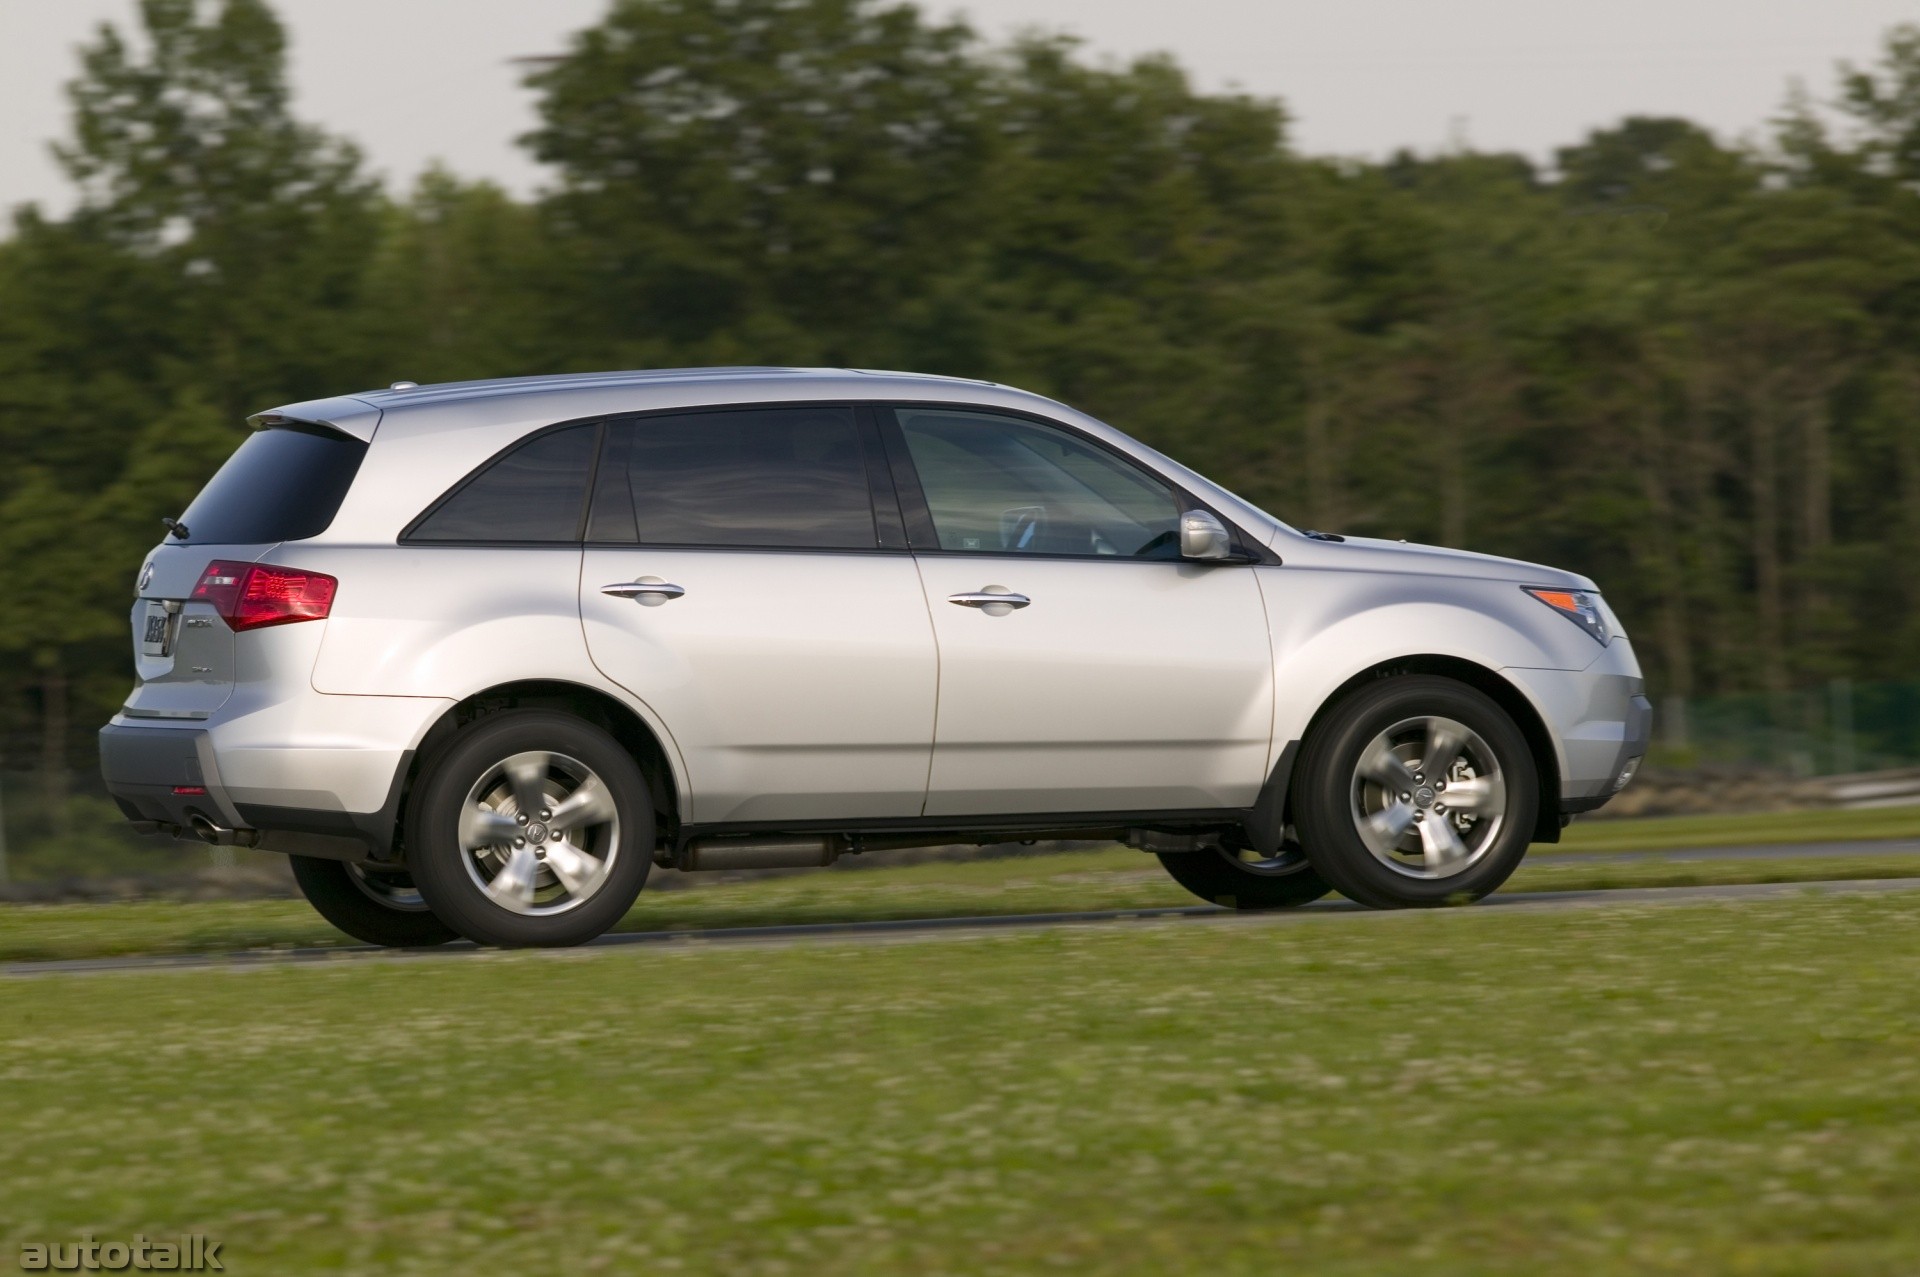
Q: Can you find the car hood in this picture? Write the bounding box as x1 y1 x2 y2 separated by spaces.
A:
1271 531 1596 590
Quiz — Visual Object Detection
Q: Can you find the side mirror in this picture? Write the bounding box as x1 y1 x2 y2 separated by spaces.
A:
1179 509 1234 561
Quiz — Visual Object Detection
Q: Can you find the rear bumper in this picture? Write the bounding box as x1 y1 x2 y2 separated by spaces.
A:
98 723 248 834
99 721 412 861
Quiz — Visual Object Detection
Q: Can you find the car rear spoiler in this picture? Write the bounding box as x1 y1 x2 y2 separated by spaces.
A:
245 394 383 442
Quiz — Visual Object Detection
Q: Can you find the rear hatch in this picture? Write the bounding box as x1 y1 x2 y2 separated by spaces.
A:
123 422 369 721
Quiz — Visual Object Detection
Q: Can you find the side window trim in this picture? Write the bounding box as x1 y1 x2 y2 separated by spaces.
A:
874 406 939 548
394 399 1260 557
576 420 608 543
854 403 911 551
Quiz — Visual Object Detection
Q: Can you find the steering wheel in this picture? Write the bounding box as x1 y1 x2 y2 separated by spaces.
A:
999 505 1049 551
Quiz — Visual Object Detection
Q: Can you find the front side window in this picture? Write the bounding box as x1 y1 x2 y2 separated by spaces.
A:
408 422 598 543
589 406 877 550
892 408 1181 557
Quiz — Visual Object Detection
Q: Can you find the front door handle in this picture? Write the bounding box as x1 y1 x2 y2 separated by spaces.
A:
948 587 1030 615
601 578 686 606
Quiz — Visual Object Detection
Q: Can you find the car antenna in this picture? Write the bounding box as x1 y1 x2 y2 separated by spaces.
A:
161 516 190 540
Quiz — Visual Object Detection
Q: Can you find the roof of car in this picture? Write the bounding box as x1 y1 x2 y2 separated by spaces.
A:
356 366 995 407
251 367 1010 440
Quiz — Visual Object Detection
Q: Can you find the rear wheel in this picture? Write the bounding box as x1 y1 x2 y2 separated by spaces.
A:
1294 675 1538 908
1157 836 1333 909
407 711 653 947
289 855 459 947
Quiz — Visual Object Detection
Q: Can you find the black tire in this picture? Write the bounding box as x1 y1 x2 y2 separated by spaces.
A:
1293 675 1538 909
1157 843 1333 909
406 711 653 947
289 855 460 947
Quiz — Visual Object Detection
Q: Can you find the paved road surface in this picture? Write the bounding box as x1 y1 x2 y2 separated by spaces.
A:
8 871 1920 979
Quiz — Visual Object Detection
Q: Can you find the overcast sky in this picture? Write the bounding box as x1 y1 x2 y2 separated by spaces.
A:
2 0 1912 215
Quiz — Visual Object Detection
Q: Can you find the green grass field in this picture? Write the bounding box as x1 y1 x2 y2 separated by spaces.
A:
1553 804 1920 852
2 806 1918 964
3 891 1918 1275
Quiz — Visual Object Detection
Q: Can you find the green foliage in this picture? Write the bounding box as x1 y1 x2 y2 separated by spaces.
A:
525 0 990 366
3 0 1920 771
1840 22 1920 181
0 0 382 765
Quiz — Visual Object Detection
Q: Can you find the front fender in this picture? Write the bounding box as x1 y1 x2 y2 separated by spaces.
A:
1257 567 1599 768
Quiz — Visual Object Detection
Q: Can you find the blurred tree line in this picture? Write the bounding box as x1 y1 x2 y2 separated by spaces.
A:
3 0 1920 791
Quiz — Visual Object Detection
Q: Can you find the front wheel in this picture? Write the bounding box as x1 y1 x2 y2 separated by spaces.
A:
407 711 653 947
289 855 459 947
1293 675 1538 908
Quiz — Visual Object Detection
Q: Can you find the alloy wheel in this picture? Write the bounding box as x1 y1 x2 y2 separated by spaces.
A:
456 750 621 915
1349 715 1508 880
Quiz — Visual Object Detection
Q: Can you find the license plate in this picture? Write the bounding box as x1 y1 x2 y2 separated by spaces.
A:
141 604 172 657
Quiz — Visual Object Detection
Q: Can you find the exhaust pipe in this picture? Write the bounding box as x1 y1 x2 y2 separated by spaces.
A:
679 836 843 872
189 815 261 848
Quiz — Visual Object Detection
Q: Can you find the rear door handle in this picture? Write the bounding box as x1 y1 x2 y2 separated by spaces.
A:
601 578 686 604
948 589 1030 612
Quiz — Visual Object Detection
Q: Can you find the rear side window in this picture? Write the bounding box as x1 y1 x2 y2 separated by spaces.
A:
407 423 599 544
589 406 877 550
176 424 367 544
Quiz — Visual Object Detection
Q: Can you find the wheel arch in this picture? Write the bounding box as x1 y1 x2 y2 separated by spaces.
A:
399 680 685 859
1291 655 1566 846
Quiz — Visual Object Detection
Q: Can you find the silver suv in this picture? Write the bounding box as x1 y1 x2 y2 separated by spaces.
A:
100 368 1649 947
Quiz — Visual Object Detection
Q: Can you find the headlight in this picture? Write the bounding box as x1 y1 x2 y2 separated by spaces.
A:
1524 587 1611 646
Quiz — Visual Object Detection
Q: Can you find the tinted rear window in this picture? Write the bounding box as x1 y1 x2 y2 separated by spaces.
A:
407 423 599 543
589 407 877 549
177 424 368 544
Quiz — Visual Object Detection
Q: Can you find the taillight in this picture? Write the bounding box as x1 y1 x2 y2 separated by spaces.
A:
192 560 337 632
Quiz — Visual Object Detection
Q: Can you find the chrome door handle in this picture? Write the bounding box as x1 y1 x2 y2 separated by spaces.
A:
601 578 686 604
948 589 1030 611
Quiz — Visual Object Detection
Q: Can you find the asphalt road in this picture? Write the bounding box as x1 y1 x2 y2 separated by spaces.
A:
8 871 1920 979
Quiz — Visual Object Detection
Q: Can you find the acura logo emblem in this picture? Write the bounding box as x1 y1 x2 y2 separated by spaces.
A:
138 561 154 592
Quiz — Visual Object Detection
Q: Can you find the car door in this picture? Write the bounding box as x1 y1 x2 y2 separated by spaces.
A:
579 404 939 825
884 405 1275 818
